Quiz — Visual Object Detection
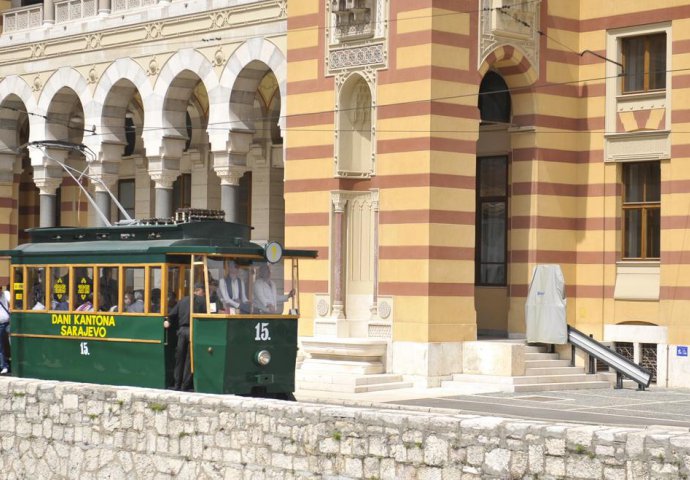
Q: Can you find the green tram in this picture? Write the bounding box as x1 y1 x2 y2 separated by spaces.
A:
1 217 316 398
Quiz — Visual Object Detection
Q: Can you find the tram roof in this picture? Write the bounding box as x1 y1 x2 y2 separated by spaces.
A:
0 221 317 261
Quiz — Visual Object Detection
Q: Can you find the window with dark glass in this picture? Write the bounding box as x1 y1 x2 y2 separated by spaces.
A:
173 173 192 211
623 162 660 259
622 33 666 94
476 156 508 285
118 179 135 221
478 71 511 125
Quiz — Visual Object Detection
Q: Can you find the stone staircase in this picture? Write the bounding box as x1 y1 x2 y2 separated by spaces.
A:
442 344 612 393
296 338 414 393
297 372 413 393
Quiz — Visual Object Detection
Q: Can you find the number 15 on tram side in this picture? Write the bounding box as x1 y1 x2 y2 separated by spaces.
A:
1 219 316 399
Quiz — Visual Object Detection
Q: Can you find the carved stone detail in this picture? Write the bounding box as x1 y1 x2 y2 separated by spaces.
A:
325 0 388 75
30 43 45 58
480 0 540 73
147 57 159 76
86 33 102 50
87 66 99 84
329 43 385 71
145 22 163 40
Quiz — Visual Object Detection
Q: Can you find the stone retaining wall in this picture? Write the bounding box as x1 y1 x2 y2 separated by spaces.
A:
0 377 689 479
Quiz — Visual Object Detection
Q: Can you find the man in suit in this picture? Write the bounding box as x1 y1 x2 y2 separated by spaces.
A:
217 261 249 313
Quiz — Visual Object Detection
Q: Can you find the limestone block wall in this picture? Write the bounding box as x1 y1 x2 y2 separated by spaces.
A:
1 377 689 479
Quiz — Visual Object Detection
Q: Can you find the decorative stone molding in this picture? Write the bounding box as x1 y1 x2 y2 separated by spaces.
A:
30 43 45 58
144 22 163 40
2 4 42 33
212 48 225 67
146 57 159 76
328 43 385 71
479 0 540 74
87 66 99 84
149 169 178 190
605 131 671 162
86 33 102 50
214 165 247 186
325 0 388 75
32 75 42 92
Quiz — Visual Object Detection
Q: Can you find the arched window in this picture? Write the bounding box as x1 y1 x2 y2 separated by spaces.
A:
478 71 511 125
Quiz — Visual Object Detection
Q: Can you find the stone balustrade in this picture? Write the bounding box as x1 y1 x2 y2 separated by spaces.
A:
2 4 43 33
0 377 689 478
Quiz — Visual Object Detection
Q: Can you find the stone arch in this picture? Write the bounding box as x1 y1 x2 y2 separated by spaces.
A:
145 49 218 155
86 58 152 153
479 45 537 119
212 37 286 148
35 67 91 144
0 76 37 151
336 72 373 176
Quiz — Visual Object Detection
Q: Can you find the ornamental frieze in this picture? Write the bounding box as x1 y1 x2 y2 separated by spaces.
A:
328 43 385 71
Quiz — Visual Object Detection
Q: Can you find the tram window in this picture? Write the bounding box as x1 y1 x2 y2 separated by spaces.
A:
123 267 146 313
149 267 162 313
74 267 94 311
98 267 119 312
207 257 224 314
26 267 46 310
215 259 251 314
12 266 24 310
50 266 70 310
167 266 182 313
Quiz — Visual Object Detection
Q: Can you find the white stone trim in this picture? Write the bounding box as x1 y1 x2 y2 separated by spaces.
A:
145 48 218 156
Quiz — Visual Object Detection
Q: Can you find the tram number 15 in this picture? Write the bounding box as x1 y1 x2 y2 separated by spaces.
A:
255 322 271 341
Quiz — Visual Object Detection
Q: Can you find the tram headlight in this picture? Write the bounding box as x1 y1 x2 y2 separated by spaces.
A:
255 350 272 366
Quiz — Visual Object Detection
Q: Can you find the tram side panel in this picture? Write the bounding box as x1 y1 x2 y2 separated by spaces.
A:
14 312 167 389
192 316 298 395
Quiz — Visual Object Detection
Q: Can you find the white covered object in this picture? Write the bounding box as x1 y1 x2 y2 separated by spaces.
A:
525 264 567 344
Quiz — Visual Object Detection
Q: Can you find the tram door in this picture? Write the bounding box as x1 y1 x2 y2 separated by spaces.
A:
164 264 185 387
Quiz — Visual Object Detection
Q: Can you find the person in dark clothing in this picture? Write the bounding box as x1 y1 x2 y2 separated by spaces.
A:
163 283 206 391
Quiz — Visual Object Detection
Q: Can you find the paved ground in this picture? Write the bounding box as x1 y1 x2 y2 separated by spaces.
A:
296 385 690 429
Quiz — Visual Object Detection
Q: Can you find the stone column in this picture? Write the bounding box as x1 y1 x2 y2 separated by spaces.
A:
369 191 380 318
147 136 185 220
331 193 346 320
34 174 62 228
215 165 247 223
98 0 111 15
88 149 121 227
211 131 253 222
150 171 178 220
43 0 55 24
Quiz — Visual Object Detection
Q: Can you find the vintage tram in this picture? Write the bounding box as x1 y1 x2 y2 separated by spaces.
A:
1 211 316 398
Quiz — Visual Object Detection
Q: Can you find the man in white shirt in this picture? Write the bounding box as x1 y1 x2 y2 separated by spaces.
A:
218 261 248 313
252 264 294 314
0 286 10 374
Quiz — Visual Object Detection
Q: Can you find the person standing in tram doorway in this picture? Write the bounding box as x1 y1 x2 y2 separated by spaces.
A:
163 283 206 391
0 285 11 375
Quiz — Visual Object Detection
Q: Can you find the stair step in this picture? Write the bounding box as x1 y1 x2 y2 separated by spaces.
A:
525 352 560 360
525 366 585 376
513 381 611 393
513 374 597 385
525 359 571 368
524 345 548 353
353 381 414 393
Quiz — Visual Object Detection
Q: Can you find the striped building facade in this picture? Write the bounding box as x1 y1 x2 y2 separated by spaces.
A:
286 1 690 388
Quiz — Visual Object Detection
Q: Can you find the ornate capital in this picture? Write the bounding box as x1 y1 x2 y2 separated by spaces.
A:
214 165 247 186
149 170 179 190
34 176 63 196
332 192 347 213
